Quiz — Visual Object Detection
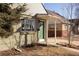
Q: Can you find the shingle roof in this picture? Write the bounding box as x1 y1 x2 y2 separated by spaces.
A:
46 10 70 24
35 10 70 24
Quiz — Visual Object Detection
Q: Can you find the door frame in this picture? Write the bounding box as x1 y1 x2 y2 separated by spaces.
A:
38 20 45 42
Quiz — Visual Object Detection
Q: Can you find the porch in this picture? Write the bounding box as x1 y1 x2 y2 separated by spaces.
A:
36 14 69 45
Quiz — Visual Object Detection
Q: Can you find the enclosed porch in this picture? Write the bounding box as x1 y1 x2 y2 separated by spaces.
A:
36 14 69 45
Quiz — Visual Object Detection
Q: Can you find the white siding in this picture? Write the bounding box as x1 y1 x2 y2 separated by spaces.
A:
12 3 47 16
23 3 47 16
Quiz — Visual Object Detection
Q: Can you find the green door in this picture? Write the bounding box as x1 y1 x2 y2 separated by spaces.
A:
38 21 44 39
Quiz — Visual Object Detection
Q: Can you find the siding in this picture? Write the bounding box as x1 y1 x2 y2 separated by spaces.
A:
0 22 37 51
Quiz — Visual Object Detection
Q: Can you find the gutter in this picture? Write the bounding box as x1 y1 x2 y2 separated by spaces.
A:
41 3 48 15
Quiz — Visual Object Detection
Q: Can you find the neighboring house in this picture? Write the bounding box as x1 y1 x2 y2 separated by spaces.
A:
69 19 79 35
0 3 70 51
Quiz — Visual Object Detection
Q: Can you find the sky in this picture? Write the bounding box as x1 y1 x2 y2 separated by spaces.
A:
44 3 79 19
44 3 64 15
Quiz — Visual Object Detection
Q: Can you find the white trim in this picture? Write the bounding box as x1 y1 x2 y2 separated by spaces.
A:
55 20 57 44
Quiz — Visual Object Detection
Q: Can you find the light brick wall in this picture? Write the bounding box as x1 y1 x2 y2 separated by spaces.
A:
62 30 68 37
62 24 69 37
0 22 37 51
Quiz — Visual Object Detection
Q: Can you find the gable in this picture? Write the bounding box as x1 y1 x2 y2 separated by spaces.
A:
11 3 47 18
23 3 47 16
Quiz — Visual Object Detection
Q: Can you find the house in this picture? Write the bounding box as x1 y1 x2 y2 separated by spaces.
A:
0 3 47 51
35 10 70 44
69 19 79 34
0 3 70 51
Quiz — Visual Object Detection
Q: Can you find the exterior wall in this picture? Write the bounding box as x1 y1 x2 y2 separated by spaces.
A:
62 24 68 37
0 22 37 51
0 23 22 51
0 33 25 51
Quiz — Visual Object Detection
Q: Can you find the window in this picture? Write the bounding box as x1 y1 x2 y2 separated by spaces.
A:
48 23 62 37
21 19 36 31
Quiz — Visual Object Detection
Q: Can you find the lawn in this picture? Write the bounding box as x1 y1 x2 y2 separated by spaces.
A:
0 45 79 56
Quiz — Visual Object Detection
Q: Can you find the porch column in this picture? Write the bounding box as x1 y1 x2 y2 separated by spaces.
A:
45 20 48 45
55 20 57 44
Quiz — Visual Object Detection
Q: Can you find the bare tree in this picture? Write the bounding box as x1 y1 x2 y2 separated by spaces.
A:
62 3 74 46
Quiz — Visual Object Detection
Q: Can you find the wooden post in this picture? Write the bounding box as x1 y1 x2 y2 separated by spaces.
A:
55 20 57 44
45 20 48 45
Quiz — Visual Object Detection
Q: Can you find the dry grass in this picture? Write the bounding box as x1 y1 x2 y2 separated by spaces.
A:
0 45 79 56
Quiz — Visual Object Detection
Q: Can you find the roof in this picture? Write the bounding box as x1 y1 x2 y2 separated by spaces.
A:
22 3 47 16
12 3 47 18
47 10 70 24
35 10 70 24
69 19 79 24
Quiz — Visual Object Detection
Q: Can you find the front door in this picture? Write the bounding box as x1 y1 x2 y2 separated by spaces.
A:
38 21 44 42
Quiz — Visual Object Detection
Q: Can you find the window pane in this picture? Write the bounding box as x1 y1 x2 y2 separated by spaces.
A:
21 19 37 31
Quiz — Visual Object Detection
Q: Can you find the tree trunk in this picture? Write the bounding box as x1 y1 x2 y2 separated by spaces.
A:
68 25 72 46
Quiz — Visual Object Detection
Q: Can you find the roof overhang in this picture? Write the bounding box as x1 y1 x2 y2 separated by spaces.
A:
35 14 70 24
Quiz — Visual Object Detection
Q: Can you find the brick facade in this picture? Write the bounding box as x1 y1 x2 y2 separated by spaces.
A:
62 30 69 37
